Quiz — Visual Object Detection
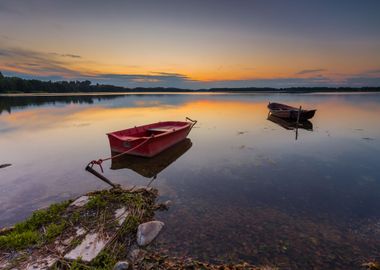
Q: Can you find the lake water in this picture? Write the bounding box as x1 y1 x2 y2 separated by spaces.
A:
1 93 380 269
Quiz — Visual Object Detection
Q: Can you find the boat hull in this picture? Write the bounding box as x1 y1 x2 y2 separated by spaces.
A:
268 102 316 120
107 121 193 157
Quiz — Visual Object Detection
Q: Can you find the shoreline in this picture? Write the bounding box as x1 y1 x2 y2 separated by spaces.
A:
1 90 380 97
0 187 270 270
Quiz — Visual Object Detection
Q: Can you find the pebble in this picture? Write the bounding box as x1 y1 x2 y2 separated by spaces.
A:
113 261 130 270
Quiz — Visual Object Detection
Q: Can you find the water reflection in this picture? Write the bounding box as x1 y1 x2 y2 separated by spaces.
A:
0 93 380 269
0 95 123 115
267 114 313 140
267 114 313 131
110 138 192 178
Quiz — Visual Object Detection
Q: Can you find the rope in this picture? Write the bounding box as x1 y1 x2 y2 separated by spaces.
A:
88 136 152 172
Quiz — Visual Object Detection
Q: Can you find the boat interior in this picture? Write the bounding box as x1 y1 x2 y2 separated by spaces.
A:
109 121 189 139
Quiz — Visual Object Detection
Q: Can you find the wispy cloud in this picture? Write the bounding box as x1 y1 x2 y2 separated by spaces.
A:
0 47 82 77
50 53 81 59
91 72 195 86
296 69 326 75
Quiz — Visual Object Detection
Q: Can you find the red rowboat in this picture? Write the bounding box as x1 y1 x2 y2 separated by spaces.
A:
268 102 316 120
107 118 197 157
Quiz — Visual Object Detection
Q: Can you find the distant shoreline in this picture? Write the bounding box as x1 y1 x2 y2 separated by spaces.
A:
1 90 380 97
1 72 380 95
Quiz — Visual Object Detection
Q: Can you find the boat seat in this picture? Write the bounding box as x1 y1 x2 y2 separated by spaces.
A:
147 127 175 132
112 134 141 141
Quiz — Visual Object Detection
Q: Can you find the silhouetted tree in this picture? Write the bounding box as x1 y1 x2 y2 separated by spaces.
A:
0 71 379 93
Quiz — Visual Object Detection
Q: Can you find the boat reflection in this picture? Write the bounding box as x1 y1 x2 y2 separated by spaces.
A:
110 138 192 178
267 114 313 140
267 114 313 131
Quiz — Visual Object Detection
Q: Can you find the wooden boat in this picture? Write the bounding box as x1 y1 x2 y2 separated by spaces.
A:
268 102 316 120
111 138 192 178
107 118 196 157
267 114 313 131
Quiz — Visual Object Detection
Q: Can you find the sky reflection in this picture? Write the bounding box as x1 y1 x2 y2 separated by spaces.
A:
0 93 380 268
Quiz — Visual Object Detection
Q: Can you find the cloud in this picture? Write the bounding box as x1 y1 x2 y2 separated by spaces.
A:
90 72 195 87
50 53 81 58
0 47 82 77
296 69 326 75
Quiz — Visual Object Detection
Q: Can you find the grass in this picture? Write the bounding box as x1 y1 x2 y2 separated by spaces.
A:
121 193 145 210
0 200 70 250
45 222 66 240
86 195 107 210
0 230 40 249
15 201 71 232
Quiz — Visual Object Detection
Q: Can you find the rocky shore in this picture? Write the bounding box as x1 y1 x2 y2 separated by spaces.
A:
0 187 269 269
1 186 377 270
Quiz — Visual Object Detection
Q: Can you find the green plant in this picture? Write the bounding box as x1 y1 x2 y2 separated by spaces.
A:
0 230 40 249
86 195 107 210
45 222 66 240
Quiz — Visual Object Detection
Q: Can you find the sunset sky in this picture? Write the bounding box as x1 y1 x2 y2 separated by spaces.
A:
1 0 380 88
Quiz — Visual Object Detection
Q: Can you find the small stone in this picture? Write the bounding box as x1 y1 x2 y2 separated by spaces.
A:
136 221 164 246
113 261 130 270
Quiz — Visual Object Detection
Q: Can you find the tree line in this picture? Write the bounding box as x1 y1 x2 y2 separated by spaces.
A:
1 71 379 93
0 72 188 93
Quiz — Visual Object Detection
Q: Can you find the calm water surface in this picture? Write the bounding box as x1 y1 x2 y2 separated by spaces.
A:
1 93 380 269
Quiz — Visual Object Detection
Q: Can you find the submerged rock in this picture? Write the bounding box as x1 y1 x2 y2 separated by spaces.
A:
114 261 130 270
0 164 11 169
136 221 164 246
154 200 172 211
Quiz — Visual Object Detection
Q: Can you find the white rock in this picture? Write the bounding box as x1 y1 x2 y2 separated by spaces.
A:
70 196 90 207
64 233 110 262
136 221 164 246
114 207 129 226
